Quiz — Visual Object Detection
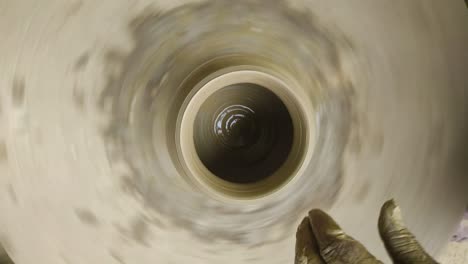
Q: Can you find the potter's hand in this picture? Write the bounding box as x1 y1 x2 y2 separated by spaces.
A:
295 200 438 264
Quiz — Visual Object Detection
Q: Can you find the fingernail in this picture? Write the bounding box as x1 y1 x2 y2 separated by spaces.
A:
383 199 404 224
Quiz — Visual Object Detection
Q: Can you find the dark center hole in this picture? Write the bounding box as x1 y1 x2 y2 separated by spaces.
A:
194 83 294 184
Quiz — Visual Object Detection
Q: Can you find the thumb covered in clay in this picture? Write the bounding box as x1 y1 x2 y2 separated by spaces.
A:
378 199 438 264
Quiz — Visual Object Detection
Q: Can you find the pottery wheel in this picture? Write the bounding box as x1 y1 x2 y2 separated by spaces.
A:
0 1 467 263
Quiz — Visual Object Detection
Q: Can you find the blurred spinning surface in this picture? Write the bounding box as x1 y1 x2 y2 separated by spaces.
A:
0 1 467 263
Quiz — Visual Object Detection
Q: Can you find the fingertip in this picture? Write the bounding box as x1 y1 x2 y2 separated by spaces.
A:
297 217 312 237
308 209 345 244
382 199 397 210
308 209 341 230
379 199 404 230
381 199 398 215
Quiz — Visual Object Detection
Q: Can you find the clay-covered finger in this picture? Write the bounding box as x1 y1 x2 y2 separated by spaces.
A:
295 217 325 264
378 199 438 264
308 210 382 264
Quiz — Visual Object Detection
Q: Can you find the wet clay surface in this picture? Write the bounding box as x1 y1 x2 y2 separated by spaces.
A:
0 0 467 264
